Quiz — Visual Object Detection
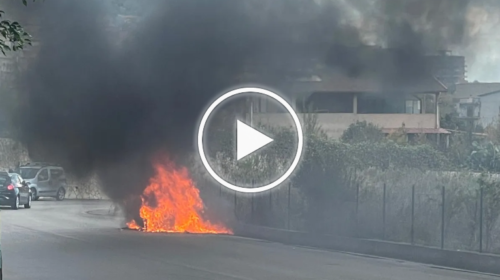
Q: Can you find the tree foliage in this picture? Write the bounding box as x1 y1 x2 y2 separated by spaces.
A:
467 141 500 172
0 0 33 55
340 121 384 144
465 119 500 172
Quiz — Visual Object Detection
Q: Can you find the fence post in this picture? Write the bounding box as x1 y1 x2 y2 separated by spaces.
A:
411 184 415 245
441 186 445 250
250 193 255 224
234 190 237 220
287 182 291 230
479 188 484 253
269 189 274 225
355 183 360 235
269 189 272 210
251 180 255 224
382 183 386 240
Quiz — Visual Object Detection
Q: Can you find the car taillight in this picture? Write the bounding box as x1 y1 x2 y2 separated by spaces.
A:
7 184 14 190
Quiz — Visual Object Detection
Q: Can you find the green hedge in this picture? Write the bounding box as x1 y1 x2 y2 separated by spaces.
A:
208 123 450 187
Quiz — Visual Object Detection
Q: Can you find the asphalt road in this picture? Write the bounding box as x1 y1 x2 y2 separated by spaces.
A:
1 200 499 280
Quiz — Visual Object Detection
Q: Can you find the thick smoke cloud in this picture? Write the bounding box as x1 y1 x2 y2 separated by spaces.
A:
9 0 488 212
322 0 472 82
337 0 500 82
15 0 326 202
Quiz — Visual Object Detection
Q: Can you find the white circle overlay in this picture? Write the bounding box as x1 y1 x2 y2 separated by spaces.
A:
197 87 304 193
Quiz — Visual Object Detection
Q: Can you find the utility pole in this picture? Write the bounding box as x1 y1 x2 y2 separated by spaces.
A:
458 97 480 147
468 117 474 146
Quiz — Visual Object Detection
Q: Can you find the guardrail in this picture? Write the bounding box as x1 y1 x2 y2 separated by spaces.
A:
234 222 500 275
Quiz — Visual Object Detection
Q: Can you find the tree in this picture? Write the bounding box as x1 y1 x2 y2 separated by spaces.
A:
340 121 385 144
386 125 408 145
466 141 500 173
0 0 33 55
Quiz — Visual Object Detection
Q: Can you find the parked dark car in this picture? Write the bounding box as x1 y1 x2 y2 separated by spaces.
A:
0 171 32 210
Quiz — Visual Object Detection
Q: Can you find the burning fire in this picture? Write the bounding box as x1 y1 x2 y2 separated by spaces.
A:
126 159 232 234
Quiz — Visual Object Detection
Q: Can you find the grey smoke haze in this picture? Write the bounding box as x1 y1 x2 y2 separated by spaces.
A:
339 0 500 82
8 0 493 215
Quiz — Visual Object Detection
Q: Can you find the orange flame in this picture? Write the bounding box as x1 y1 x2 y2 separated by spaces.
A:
126 159 232 234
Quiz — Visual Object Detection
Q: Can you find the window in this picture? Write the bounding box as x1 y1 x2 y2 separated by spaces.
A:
20 168 40 179
405 100 421 114
38 169 49 181
50 169 64 181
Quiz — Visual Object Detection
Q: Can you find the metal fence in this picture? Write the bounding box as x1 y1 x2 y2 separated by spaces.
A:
222 182 500 255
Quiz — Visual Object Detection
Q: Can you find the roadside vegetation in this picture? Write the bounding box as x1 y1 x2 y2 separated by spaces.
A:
207 116 500 254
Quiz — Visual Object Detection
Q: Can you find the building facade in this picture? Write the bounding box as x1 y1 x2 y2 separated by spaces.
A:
452 83 500 127
253 66 450 143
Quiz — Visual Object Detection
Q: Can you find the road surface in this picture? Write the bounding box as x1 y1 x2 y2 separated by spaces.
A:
1 200 498 280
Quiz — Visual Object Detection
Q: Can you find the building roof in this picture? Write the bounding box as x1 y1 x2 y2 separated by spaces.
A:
382 128 450 134
287 46 448 95
451 83 500 99
445 129 488 137
289 67 447 94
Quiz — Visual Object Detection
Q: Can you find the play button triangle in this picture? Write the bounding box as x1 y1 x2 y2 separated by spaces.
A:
236 120 274 161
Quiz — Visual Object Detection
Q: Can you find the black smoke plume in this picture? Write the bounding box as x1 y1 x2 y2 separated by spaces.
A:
15 0 327 204
10 0 476 215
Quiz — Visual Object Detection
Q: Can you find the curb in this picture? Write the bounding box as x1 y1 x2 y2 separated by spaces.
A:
234 223 500 275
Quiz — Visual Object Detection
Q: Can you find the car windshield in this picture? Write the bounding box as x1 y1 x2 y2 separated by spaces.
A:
20 168 40 179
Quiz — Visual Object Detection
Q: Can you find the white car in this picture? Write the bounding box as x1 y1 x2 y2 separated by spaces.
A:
18 163 67 201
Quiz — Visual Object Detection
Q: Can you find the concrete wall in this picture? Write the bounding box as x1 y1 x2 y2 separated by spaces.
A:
235 223 500 275
254 113 437 138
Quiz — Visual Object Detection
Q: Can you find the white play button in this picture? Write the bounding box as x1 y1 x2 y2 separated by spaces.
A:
197 87 303 193
236 120 274 161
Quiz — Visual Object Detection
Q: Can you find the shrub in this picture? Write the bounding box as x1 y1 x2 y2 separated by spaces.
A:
341 121 384 144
